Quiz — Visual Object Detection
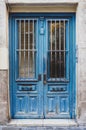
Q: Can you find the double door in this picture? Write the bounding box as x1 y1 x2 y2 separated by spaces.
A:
10 13 76 119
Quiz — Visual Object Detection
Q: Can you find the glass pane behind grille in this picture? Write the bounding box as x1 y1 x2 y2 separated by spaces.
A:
48 20 68 79
17 20 36 79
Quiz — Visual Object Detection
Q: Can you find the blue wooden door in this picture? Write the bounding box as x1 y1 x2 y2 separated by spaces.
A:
10 13 76 119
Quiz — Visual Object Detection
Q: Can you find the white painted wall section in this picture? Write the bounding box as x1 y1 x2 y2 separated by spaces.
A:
0 48 8 70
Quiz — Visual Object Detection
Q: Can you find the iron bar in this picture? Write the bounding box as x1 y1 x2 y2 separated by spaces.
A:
59 20 61 78
28 20 30 77
16 49 37 51
33 20 35 77
64 20 65 78
50 20 52 78
19 20 21 77
48 50 69 52
24 20 26 77
55 20 57 78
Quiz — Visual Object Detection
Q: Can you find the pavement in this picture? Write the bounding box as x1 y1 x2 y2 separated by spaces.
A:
0 126 86 130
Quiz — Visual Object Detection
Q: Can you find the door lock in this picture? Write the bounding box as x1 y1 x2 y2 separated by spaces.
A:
43 74 47 85
38 74 42 81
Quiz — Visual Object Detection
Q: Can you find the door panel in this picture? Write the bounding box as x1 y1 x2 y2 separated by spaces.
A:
11 18 43 118
10 14 75 119
44 19 71 118
45 95 69 118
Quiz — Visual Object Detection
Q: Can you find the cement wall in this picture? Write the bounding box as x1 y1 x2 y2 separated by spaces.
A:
0 0 8 123
0 0 86 125
76 1 86 124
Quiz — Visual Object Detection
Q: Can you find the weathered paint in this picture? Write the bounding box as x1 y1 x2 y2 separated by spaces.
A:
9 13 76 119
0 0 86 125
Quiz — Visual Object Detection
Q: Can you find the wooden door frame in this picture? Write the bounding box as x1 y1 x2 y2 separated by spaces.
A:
9 13 76 119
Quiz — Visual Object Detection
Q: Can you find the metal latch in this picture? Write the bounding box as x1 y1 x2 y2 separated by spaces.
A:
38 74 42 81
43 73 47 85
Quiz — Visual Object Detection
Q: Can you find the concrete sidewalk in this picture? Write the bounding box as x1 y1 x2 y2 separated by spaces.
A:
0 126 86 130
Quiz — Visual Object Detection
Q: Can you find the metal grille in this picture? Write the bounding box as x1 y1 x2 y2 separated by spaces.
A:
47 20 69 79
16 19 37 78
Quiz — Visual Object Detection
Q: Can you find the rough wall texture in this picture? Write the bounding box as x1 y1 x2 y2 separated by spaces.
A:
7 0 79 4
0 0 7 48
76 1 86 124
0 0 86 125
0 71 8 123
0 0 8 123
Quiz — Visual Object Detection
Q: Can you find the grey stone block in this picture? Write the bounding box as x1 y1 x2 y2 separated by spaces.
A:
21 127 80 130
36 127 45 130
1 126 86 130
68 127 82 130
0 126 2 130
44 126 53 130
22 127 37 130
2 127 21 130
83 128 86 130
54 127 68 130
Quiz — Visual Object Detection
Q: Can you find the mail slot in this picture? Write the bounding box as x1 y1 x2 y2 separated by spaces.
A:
18 85 36 91
51 87 66 92
48 86 67 92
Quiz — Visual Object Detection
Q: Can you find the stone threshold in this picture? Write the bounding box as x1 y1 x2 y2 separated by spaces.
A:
7 119 77 127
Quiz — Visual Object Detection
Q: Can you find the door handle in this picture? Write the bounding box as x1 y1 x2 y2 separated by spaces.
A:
43 73 47 84
43 56 47 84
38 74 42 81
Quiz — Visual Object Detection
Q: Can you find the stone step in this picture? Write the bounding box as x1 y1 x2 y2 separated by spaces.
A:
0 126 86 130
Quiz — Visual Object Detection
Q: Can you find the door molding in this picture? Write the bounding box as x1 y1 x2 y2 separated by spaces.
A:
9 13 76 119
8 5 77 13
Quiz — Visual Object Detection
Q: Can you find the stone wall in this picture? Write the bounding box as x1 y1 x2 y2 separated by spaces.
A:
7 0 79 4
76 1 86 124
0 0 8 123
0 0 86 125
0 71 8 123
